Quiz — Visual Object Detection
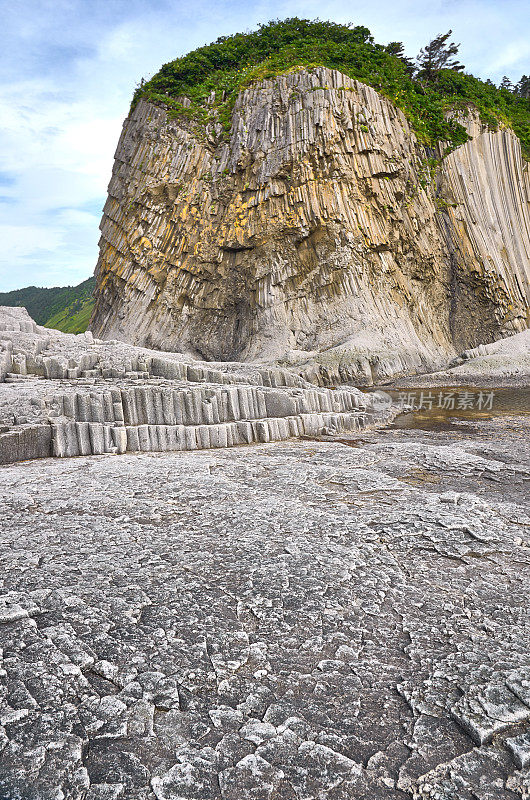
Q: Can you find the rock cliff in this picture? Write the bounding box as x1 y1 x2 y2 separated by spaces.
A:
91 68 530 384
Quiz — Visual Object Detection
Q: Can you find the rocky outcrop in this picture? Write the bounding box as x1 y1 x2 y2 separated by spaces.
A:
0 307 394 465
423 328 530 383
91 68 530 383
441 115 530 349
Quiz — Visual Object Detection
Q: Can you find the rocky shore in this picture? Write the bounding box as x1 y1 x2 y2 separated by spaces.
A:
390 330 530 389
1 410 529 799
1 306 529 798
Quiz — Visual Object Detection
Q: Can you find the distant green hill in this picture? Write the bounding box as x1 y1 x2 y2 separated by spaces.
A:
0 276 95 333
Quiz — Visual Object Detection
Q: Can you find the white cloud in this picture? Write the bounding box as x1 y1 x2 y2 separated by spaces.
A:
0 45 126 289
488 39 530 74
0 224 63 258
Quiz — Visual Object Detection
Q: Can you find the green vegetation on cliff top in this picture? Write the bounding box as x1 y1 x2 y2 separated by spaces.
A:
133 18 530 158
0 277 95 333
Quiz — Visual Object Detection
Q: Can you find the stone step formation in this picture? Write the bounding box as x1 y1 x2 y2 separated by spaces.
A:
0 307 394 464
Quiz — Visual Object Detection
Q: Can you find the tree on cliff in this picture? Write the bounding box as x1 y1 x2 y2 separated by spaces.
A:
385 41 415 75
515 75 530 97
416 31 465 81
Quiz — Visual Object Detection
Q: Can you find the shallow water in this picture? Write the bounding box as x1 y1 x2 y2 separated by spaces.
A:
384 385 530 432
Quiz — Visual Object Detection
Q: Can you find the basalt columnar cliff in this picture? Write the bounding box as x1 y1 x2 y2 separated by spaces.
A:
90 26 530 384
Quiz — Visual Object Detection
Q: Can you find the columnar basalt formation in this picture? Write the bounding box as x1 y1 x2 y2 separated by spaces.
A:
440 114 530 348
0 307 393 465
90 68 530 383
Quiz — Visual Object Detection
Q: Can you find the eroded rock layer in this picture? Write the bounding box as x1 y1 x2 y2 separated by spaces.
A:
91 68 530 383
0 307 392 465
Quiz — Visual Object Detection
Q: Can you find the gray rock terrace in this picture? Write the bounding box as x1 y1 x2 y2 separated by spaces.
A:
0 307 394 465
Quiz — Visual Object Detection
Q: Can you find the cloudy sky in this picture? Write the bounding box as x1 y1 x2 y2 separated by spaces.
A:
1 0 528 291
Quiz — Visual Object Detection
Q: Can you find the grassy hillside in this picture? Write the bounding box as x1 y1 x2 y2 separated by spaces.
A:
133 18 530 158
0 276 95 333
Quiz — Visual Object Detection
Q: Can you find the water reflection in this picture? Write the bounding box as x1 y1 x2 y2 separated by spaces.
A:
385 386 530 432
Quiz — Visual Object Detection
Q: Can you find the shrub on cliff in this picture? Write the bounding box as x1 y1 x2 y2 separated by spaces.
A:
132 18 530 158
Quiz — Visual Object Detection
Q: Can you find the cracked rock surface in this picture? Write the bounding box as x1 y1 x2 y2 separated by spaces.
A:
1 413 528 798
